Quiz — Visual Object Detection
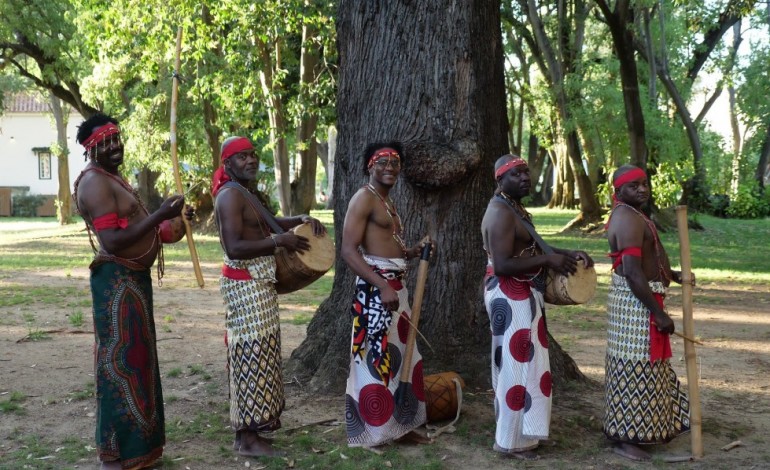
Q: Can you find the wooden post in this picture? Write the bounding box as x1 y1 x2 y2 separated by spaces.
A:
170 27 205 288
675 205 702 458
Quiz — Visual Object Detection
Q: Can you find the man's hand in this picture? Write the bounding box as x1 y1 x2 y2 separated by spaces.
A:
407 239 434 260
379 284 400 312
276 232 311 254
301 215 327 236
183 205 195 223
572 250 594 268
158 195 185 220
652 311 675 334
547 253 578 276
671 270 695 286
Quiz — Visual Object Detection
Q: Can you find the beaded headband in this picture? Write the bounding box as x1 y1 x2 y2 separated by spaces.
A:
494 157 527 180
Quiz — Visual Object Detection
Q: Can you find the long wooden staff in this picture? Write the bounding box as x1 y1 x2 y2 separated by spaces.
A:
170 27 205 288
675 205 702 458
395 237 432 406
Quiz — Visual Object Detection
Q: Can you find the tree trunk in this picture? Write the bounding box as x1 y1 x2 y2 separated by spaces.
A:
729 22 742 197
289 0 583 392
325 126 337 209
136 168 162 212
48 93 73 224
756 124 770 191
290 18 321 215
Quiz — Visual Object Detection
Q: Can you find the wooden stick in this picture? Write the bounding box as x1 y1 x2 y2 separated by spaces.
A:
399 237 432 386
170 27 204 288
651 322 704 346
675 205 703 458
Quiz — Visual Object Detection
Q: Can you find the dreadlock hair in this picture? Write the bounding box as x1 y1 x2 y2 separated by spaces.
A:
76 113 119 145
363 141 405 175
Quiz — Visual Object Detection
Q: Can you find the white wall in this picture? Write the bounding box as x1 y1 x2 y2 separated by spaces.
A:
0 111 87 195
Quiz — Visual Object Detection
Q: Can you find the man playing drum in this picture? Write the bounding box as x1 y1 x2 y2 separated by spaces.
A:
212 136 325 457
603 165 690 461
341 142 431 448
481 154 592 460
73 113 192 470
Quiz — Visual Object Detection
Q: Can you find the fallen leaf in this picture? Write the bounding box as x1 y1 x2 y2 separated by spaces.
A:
340 452 349 460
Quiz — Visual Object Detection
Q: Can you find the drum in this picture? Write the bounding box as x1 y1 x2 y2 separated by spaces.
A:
424 372 465 423
544 263 597 305
159 216 185 244
274 223 335 294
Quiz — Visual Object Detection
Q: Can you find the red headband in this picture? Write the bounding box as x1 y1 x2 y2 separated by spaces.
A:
82 123 120 151
494 157 527 180
367 148 401 168
612 167 647 190
221 137 254 162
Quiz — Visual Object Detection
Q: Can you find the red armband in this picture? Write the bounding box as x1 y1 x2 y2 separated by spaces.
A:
608 246 642 270
92 212 128 231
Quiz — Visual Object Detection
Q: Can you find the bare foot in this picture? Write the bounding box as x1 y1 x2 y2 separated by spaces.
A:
233 430 241 451
612 442 651 462
395 430 432 445
100 461 122 470
539 438 557 447
237 431 285 457
493 443 539 460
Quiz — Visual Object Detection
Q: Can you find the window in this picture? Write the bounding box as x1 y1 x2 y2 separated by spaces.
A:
38 151 52 180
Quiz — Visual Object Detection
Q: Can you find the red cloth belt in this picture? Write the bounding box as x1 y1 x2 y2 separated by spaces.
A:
649 292 672 362
222 265 251 280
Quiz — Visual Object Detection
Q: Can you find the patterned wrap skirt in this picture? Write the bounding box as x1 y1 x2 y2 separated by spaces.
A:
220 255 284 433
90 260 164 469
484 269 552 452
346 255 427 447
603 273 690 444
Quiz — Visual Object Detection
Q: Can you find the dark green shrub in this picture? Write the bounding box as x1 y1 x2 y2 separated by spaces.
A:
727 183 770 219
12 195 47 217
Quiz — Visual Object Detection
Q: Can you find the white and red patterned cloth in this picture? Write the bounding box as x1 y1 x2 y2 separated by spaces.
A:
346 255 426 447
484 264 552 452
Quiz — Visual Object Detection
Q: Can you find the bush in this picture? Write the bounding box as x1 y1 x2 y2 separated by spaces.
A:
707 194 730 218
726 183 770 219
12 195 47 217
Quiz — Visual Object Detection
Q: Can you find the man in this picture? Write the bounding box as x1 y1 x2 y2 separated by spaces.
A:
212 136 326 457
74 113 189 470
480 154 593 460
341 142 429 448
604 164 690 461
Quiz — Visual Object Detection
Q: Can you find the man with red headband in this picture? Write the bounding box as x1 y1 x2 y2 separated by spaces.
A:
603 164 690 461
481 154 592 460
213 136 325 457
73 113 192 470
341 142 431 448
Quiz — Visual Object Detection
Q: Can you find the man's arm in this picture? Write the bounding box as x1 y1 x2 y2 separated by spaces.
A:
488 202 577 277
341 191 400 312
614 209 674 333
80 176 183 254
276 214 327 236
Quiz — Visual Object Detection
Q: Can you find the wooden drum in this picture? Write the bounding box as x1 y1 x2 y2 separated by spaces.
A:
274 223 335 294
544 263 597 305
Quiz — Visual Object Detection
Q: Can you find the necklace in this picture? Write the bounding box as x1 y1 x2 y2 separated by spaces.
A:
366 184 408 256
497 191 533 225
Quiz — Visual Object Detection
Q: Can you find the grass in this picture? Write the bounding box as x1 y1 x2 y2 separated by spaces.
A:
68 310 85 327
0 391 27 414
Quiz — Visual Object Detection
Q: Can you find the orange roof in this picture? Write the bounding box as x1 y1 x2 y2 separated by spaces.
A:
3 93 49 113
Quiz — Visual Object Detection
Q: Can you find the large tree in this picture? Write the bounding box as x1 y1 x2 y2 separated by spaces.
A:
288 0 583 391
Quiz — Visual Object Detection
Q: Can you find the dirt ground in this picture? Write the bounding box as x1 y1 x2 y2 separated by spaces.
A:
1 261 769 469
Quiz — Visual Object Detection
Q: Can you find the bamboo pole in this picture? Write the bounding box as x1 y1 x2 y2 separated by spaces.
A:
675 205 702 458
170 27 205 288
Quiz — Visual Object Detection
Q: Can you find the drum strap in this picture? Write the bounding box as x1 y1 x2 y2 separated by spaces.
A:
222 182 285 235
495 194 553 255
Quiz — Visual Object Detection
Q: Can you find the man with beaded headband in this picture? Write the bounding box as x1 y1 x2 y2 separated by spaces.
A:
481 154 592 460
341 142 431 447
73 113 191 470
212 136 326 457
603 164 690 461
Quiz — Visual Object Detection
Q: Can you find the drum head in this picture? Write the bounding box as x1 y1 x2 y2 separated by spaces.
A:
566 264 597 304
293 223 335 271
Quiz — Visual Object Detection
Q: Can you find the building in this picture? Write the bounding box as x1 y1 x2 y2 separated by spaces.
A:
0 94 87 216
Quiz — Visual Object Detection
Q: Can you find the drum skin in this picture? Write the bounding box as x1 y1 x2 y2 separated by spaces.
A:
274 223 335 294
159 216 185 244
544 263 597 305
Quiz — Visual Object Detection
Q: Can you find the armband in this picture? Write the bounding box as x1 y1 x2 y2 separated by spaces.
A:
92 213 128 231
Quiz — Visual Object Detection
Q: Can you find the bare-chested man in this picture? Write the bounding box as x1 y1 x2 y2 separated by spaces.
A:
481 154 592 460
212 136 325 457
74 113 189 470
603 164 690 461
341 142 429 447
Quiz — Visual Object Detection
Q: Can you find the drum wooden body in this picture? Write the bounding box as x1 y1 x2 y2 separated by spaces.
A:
424 372 465 423
274 223 335 294
544 263 597 305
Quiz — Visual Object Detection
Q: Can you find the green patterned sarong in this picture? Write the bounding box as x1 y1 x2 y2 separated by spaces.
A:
91 260 164 469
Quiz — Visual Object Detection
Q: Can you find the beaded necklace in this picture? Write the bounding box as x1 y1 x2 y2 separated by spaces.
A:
495 191 542 281
365 183 408 257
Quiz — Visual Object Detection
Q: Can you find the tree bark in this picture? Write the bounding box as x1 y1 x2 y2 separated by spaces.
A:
288 0 512 391
48 93 72 224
